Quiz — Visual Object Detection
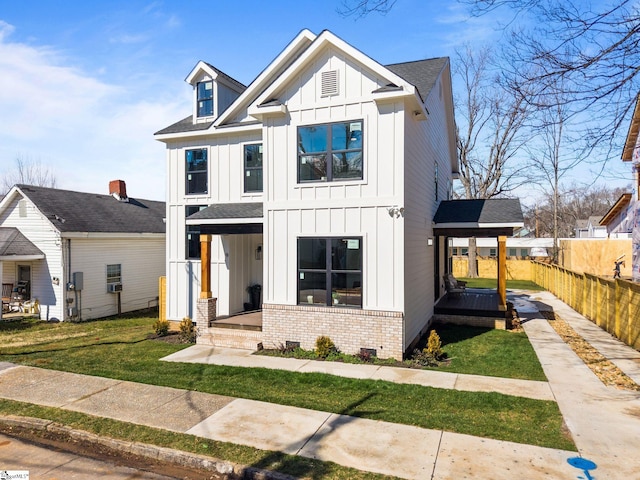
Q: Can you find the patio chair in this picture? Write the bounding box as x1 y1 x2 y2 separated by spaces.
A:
444 274 466 295
2 283 12 313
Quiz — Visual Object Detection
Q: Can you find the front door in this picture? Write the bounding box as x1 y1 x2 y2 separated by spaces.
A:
17 264 31 300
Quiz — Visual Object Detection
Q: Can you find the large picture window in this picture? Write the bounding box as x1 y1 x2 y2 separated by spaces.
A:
185 205 207 259
244 144 263 192
298 237 362 308
197 81 213 117
186 149 208 194
298 120 363 183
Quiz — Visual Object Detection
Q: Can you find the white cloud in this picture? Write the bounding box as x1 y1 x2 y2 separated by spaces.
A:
0 21 189 200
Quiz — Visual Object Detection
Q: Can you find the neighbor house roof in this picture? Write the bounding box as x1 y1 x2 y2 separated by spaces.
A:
14 184 166 234
433 199 524 237
0 227 45 260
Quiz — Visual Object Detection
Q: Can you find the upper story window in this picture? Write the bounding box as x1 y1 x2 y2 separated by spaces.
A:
197 81 213 117
298 120 363 183
186 149 208 194
244 144 263 193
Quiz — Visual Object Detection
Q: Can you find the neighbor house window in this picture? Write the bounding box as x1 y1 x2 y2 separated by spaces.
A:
489 248 497 257
197 81 213 117
244 144 263 192
186 149 208 194
434 161 439 201
106 264 121 285
298 120 363 182
461 248 468 256
186 205 207 259
298 237 362 307
509 248 517 257
521 248 528 257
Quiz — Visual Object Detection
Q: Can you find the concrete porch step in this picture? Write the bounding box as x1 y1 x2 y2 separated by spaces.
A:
198 327 264 351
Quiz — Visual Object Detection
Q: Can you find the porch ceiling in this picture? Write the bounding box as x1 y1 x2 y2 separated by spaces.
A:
433 199 524 237
0 227 45 261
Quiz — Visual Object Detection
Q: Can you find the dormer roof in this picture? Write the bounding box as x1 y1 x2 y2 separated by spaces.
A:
185 61 247 92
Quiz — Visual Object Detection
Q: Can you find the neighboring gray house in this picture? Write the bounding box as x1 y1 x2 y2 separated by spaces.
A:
575 216 606 238
0 181 165 321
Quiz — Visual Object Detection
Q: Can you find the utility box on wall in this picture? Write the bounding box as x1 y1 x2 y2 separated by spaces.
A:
72 272 84 291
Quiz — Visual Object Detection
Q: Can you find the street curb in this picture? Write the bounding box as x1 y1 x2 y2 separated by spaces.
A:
0 415 295 480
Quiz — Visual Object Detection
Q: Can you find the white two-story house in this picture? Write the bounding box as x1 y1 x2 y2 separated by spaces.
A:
155 29 458 359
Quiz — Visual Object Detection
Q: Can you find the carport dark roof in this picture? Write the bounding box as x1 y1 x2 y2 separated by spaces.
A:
433 199 524 237
187 202 263 222
16 184 165 234
0 227 45 259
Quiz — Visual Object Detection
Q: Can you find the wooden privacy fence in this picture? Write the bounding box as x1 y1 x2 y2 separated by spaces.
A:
532 261 640 351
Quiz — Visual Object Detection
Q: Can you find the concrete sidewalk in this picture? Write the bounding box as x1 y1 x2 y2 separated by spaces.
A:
1 290 639 479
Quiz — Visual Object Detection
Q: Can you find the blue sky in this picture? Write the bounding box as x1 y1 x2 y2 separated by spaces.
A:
0 0 629 202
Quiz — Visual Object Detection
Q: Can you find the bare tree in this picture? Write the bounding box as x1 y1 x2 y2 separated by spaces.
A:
337 0 396 17
454 46 533 276
1 156 58 195
463 0 640 158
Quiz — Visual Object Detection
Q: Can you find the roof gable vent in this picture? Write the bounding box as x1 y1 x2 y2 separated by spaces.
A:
321 70 339 97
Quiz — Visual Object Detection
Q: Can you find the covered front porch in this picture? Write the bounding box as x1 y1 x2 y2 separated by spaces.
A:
433 199 524 328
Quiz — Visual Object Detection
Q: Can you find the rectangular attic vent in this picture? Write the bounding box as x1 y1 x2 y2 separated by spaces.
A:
321 70 339 97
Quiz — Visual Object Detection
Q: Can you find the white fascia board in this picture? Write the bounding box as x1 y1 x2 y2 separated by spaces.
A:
0 186 22 214
186 218 264 226
477 222 524 229
214 29 317 127
251 30 419 111
185 61 218 85
0 254 45 261
61 232 165 239
247 103 288 120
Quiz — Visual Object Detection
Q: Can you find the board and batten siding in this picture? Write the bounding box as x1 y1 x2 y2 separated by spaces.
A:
262 46 406 313
0 194 66 321
65 237 164 320
164 129 263 321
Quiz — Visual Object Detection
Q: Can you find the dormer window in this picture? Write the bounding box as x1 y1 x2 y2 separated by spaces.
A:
197 81 213 117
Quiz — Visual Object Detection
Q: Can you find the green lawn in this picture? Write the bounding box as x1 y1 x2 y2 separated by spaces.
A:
0 315 575 452
458 278 545 291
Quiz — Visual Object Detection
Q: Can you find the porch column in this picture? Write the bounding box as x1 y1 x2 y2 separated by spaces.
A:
497 235 507 311
0 260 3 320
200 234 212 299
196 234 216 332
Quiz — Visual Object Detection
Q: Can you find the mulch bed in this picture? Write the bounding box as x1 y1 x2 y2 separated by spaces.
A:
539 310 640 391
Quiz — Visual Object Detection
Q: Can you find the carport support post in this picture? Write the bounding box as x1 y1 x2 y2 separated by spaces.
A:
196 234 216 331
498 235 507 311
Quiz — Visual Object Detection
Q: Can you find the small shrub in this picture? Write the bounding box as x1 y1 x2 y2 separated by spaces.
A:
426 329 444 359
178 316 197 343
315 335 337 358
152 318 170 337
410 348 440 367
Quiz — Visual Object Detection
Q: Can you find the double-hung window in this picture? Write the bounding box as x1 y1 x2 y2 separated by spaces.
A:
298 237 362 307
185 205 207 259
298 120 363 182
106 264 121 285
186 149 208 194
244 144 263 192
197 81 213 117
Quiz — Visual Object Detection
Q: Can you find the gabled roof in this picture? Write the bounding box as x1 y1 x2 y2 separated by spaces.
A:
185 61 247 92
0 227 45 260
8 185 165 234
186 202 263 224
433 199 524 237
622 93 640 161
600 193 633 226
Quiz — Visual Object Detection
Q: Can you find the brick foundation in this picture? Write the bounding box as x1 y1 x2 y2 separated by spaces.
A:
261 303 404 360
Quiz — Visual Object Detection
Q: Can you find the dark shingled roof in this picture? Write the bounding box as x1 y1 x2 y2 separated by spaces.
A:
385 57 448 102
434 199 523 225
16 185 165 234
0 227 44 258
155 115 214 135
188 202 263 221
203 62 248 92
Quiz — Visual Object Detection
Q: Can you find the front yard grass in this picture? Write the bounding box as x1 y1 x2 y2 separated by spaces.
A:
0 316 575 451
